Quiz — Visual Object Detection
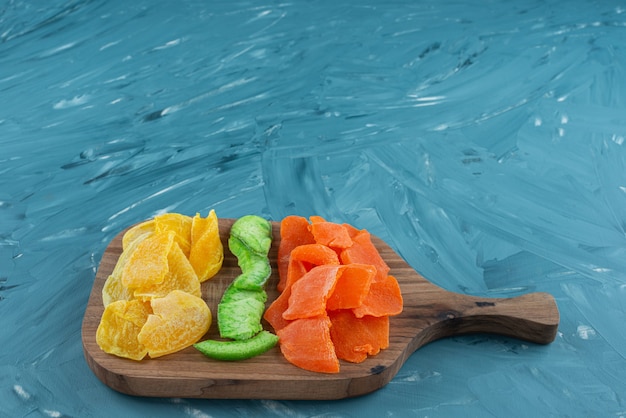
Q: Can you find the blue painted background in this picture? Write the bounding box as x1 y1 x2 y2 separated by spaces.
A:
2 0 625 416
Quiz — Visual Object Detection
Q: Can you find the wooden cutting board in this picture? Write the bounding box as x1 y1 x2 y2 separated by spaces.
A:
81 218 559 400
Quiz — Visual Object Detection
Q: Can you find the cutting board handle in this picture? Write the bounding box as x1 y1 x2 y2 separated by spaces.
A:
424 290 560 345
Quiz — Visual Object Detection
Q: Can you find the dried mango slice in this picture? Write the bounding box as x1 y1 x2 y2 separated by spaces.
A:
102 273 134 307
96 299 152 361
121 231 176 289
122 220 155 251
103 231 152 306
137 290 211 358
188 210 224 282
154 213 193 257
133 241 201 300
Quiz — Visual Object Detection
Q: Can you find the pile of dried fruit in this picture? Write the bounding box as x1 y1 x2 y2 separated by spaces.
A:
264 215 403 373
96 211 223 360
95 212 404 373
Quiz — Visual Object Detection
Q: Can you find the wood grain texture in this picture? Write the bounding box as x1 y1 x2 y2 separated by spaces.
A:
81 219 560 400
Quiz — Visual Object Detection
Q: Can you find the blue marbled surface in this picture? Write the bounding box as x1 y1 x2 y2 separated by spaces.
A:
2 0 625 416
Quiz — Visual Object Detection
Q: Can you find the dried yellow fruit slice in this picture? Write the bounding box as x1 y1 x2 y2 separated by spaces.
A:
137 290 211 358
154 213 193 257
122 219 155 251
102 273 133 307
133 241 201 300
121 231 176 289
96 299 152 361
103 231 151 306
189 210 224 282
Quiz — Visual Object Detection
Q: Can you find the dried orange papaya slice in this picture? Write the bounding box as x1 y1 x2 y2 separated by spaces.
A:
309 221 353 249
339 229 390 282
329 309 389 363
282 265 341 320
352 274 403 318
137 290 211 358
96 299 152 361
277 215 315 292
326 263 376 311
275 315 339 373
284 243 340 291
263 285 293 332
188 210 223 282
